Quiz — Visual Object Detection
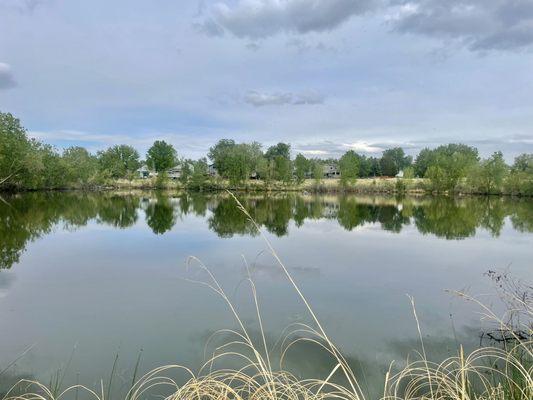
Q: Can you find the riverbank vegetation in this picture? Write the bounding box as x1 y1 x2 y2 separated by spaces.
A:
1 111 532 196
1 197 531 399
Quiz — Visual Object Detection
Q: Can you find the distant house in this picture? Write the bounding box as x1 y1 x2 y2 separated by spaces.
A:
167 165 182 180
208 164 218 177
395 170 404 178
137 164 154 179
323 164 340 178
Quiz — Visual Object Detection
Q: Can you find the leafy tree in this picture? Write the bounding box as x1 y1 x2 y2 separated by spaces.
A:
189 158 209 190
512 153 533 173
98 145 141 178
294 154 309 184
63 146 98 184
265 142 291 161
208 139 237 176
146 141 176 172
380 147 411 176
179 159 192 185
0 112 41 188
425 144 479 192
414 148 436 178
339 150 359 186
468 151 508 194
312 161 323 185
274 156 292 184
403 166 415 179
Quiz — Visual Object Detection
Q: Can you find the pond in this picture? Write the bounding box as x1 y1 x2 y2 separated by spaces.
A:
0 191 531 398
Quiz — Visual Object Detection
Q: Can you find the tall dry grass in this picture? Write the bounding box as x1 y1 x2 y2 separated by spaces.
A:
2 192 531 400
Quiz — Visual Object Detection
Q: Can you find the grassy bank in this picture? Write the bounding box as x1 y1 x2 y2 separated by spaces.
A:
99 176 533 197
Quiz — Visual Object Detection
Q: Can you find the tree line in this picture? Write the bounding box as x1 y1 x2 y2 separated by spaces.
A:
1 111 532 195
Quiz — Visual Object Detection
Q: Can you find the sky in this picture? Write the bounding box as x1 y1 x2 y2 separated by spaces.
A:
1 0 532 161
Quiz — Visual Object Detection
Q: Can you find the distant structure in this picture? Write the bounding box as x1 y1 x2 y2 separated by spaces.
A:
323 164 340 178
137 164 182 179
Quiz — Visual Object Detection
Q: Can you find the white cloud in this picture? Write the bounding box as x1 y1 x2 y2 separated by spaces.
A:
244 90 324 106
198 0 377 39
342 141 383 153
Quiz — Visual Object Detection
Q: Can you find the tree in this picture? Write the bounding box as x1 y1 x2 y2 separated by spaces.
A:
339 150 359 187
512 153 533 174
424 144 479 192
189 158 209 190
312 161 323 185
380 147 411 177
63 146 98 184
265 142 291 161
274 156 292 184
294 154 309 184
208 139 236 177
0 112 40 188
98 145 141 178
414 148 436 178
468 151 508 194
146 141 176 172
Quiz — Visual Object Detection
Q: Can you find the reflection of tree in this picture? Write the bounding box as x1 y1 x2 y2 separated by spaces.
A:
413 198 483 239
145 195 176 234
509 200 533 233
208 197 257 238
98 196 139 228
378 205 409 233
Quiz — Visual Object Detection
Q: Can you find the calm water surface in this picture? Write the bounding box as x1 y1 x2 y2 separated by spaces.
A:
0 191 531 397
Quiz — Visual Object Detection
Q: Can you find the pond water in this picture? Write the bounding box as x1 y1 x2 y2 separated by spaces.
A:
0 191 531 398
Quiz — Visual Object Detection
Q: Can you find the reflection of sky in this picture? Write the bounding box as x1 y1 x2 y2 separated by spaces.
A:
0 201 531 398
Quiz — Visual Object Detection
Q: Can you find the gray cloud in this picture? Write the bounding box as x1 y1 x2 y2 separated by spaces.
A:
390 0 533 52
244 90 324 107
0 0 46 14
198 0 377 39
0 62 16 89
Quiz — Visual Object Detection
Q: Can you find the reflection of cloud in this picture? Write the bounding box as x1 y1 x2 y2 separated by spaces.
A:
245 263 321 281
0 272 15 297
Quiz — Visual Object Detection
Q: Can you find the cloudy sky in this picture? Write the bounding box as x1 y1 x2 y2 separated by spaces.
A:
1 0 532 160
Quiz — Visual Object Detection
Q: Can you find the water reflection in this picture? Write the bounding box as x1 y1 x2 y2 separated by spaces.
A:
0 192 532 269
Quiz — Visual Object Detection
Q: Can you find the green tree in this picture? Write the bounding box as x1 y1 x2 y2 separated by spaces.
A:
0 112 41 188
425 144 479 192
294 154 309 184
97 145 141 178
512 153 533 173
312 161 323 186
265 142 291 161
63 146 98 184
146 140 176 172
339 150 359 187
208 139 236 176
468 151 508 194
380 147 411 177
414 148 436 178
179 159 192 186
189 158 209 190
274 156 292 184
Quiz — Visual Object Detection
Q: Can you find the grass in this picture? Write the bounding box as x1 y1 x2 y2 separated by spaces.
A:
2 192 531 400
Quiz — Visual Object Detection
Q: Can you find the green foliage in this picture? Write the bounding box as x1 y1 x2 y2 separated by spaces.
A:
312 161 323 185
179 160 192 186
380 147 411 176
189 158 209 190
512 153 533 173
98 145 141 179
265 142 290 161
403 166 415 179
467 151 508 194
425 144 479 193
414 148 436 177
274 155 292 184
146 141 176 172
63 146 98 184
294 154 309 184
208 140 263 185
339 150 359 187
